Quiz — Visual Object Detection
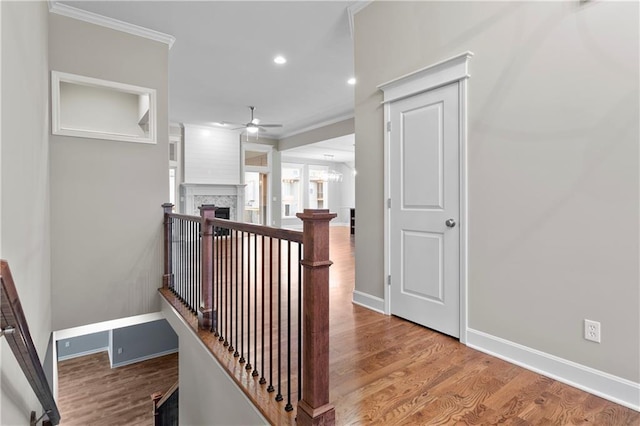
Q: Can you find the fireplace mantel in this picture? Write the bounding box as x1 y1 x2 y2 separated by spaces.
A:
180 183 246 220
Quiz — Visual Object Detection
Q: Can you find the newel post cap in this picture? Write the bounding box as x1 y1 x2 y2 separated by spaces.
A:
296 209 337 221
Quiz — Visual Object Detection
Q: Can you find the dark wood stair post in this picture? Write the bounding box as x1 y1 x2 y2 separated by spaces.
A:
296 209 336 426
198 204 217 330
162 203 174 289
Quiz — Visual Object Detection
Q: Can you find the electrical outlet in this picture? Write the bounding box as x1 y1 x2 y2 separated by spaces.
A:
65 341 70 348
117 347 123 354
584 319 601 343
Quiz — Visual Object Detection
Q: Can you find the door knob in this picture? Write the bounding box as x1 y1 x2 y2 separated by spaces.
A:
445 218 456 228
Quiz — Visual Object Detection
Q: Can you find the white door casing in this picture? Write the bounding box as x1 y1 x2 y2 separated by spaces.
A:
379 52 472 342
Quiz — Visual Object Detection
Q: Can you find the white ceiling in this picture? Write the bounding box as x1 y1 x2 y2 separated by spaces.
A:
61 1 357 140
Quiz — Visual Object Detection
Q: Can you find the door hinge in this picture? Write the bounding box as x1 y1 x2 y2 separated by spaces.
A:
387 198 392 209
386 121 392 132
387 275 392 286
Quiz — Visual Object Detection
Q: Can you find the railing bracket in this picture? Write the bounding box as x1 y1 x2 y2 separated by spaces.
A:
0 325 15 338
30 409 51 426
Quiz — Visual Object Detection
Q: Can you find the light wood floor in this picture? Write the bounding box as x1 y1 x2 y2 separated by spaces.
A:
57 351 178 426
163 226 639 425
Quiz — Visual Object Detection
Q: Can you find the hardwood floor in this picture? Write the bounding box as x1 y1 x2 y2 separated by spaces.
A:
57 351 178 426
159 225 639 425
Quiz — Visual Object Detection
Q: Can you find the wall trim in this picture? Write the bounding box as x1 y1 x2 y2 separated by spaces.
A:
54 312 165 340
111 348 179 369
57 347 109 362
347 1 374 39
352 290 385 314
467 328 640 412
48 1 176 49
378 51 473 104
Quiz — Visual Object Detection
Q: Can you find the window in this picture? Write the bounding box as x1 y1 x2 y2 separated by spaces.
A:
308 165 328 209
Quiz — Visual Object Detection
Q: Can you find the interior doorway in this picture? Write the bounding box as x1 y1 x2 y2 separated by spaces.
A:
244 171 268 225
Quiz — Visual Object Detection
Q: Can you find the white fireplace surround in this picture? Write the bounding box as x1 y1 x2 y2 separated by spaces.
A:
180 183 246 220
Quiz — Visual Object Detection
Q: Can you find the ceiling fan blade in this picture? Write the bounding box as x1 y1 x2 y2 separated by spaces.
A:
259 124 283 128
230 126 246 131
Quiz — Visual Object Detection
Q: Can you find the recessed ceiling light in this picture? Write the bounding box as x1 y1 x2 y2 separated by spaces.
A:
347 77 356 85
274 55 287 65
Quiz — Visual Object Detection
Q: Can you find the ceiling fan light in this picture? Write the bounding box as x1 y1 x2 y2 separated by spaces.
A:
247 125 259 134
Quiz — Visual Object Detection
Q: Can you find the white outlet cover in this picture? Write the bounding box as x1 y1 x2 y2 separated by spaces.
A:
584 319 601 343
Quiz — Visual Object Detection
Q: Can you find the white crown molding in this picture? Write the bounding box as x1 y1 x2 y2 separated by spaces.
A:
278 112 354 140
48 1 176 49
347 0 374 39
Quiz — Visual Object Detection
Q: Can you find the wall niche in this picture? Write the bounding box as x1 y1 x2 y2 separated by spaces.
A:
51 71 156 144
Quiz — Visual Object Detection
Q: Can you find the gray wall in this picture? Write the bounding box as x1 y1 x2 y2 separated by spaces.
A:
57 331 109 360
49 14 169 330
162 301 267 425
354 2 639 382
111 319 177 367
0 2 52 424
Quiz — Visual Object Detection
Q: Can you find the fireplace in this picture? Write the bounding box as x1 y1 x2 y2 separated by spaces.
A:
213 207 230 236
180 183 245 220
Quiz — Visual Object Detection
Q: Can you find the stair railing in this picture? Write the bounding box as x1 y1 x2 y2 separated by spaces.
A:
1 260 61 425
162 204 336 425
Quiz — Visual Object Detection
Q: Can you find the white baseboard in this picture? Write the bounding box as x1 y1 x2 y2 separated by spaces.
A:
111 348 179 369
466 328 640 412
352 290 385 314
58 346 109 362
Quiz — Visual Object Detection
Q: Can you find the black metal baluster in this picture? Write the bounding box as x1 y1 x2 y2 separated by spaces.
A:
234 229 239 358
253 232 259 378
297 243 302 402
190 221 195 312
213 223 219 336
178 219 182 299
219 225 224 342
197 223 201 315
224 227 229 346
260 235 267 385
227 228 233 351
239 231 245 364
285 241 293 412
267 237 275 393
246 232 252 372
276 238 283 403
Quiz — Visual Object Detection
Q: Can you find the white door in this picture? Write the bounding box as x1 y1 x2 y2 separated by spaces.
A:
389 82 460 338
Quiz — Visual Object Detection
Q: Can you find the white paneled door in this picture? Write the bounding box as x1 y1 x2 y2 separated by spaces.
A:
389 82 460 338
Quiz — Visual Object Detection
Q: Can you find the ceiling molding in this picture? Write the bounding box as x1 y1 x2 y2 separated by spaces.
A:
279 113 354 140
347 0 374 39
48 1 176 49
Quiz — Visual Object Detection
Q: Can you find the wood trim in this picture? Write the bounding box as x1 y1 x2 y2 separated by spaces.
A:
296 209 337 425
155 380 179 409
1 260 62 425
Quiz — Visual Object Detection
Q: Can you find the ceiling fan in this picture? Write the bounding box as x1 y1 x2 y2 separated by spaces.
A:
231 106 282 139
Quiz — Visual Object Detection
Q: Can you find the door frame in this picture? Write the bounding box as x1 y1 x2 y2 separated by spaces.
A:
379 51 473 343
241 142 273 225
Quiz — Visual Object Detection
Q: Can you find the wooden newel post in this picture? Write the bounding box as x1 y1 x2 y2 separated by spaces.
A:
162 203 174 289
198 204 217 330
296 209 337 426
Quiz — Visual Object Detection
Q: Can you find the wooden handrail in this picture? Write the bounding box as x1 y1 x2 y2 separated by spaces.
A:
0 260 61 425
